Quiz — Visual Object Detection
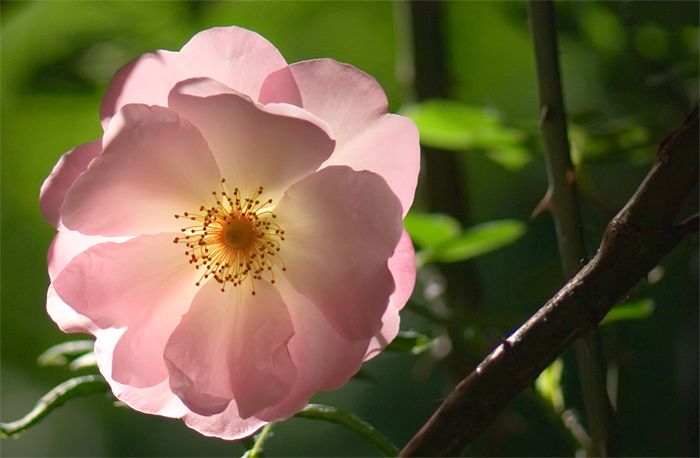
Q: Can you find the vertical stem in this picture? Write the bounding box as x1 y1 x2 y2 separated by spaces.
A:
243 423 275 458
527 1 617 456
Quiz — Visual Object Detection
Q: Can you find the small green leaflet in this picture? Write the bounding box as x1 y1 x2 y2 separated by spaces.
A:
385 330 436 355
401 99 530 170
601 299 655 325
535 358 565 413
37 340 95 367
405 212 526 265
403 212 462 249
429 219 526 263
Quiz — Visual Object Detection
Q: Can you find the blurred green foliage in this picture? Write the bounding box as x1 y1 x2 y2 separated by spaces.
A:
2 1 697 456
401 99 531 169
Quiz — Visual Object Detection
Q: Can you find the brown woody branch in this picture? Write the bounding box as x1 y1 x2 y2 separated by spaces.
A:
399 108 699 457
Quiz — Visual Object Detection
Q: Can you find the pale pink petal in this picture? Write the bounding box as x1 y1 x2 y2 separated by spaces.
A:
164 279 297 418
260 59 420 215
100 27 287 130
256 65 302 107
364 230 416 360
47 230 130 280
61 104 221 237
46 284 98 334
259 59 387 146
323 115 420 217
275 166 403 341
256 277 370 421
52 233 200 387
182 402 267 440
386 229 416 313
167 78 334 199
40 139 102 228
94 327 189 418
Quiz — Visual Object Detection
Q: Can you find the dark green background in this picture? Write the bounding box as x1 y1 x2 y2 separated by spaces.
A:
2 1 697 456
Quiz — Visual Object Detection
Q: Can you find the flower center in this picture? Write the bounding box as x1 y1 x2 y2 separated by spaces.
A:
173 179 286 294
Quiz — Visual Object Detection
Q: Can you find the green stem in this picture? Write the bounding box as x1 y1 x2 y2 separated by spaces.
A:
0 374 110 437
527 1 617 456
242 422 275 458
294 404 399 457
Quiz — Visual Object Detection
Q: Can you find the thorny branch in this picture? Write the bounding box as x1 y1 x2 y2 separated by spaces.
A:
399 107 699 457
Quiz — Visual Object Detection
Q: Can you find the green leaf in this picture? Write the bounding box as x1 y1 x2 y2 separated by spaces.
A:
0 375 110 438
403 211 462 249
400 99 530 169
37 340 95 367
429 219 526 263
601 299 655 325
294 404 399 457
486 144 531 170
69 351 98 371
535 358 565 413
385 330 436 355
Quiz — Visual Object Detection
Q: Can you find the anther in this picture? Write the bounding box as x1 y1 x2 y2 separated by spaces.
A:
173 180 287 294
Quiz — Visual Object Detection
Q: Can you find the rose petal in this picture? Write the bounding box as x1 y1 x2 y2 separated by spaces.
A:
46 284 98 334
101 27 287 130
47 230 130 281
386 229 416 313
93 327 189 418
364 229 416 360
61 104 221 237
164 279 297 418
168 78 334 199
260 59 420 215
256 277 370 421
275 166 403 341
259 59 387 146
182 402 267 440
40 139 102 228
52 233 200 387
323 115 420 217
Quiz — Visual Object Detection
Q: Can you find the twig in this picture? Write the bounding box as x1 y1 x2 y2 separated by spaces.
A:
1 375 110 437
398 107 698 457
242 423 275 458
294 404 399 457
527 1 616 455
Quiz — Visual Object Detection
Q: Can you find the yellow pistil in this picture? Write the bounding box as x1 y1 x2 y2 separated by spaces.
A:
173 179 286 294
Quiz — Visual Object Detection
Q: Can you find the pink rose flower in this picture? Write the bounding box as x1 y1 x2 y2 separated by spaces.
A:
40 27 419 439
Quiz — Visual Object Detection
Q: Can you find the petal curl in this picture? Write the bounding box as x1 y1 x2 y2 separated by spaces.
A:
100 27 287 130
47 284 98 334
181 402 267 440
47 230 129 281
94 327 190 418
256 277 371 421
61 104 221 237
275 166 403 341
260 59 420 215
164 279 297 418
259 59 387 146
46 229 128 335
168 78 334 199
364 229 416 360
52 233 200 387
40 139 102 228
324 115 420 217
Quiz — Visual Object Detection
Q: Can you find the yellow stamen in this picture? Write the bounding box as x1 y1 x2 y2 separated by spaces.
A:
174 179 286 294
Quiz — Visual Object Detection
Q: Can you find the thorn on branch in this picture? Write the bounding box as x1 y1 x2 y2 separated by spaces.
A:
492 334 512 350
